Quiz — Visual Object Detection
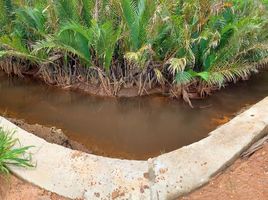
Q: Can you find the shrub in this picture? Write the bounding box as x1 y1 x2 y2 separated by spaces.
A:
0 0 268 99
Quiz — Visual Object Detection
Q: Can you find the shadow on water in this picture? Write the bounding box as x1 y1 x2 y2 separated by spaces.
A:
0 70 268 160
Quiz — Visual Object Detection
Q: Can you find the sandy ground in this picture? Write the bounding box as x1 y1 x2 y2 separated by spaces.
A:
181 143 268 200
0 175 69 200
0 119 267 200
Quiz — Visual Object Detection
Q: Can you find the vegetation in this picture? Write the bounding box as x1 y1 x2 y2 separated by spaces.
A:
0 128 33 174
0 0 268 102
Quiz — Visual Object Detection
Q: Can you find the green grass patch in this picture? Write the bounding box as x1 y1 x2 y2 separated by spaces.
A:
0 128 33 174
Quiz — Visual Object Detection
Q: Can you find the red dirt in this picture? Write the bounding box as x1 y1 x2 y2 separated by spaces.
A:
0 175 69 200
181 143 268 200
8 118 92 154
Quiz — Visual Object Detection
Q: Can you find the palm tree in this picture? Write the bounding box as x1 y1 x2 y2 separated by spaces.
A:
0 0 268 99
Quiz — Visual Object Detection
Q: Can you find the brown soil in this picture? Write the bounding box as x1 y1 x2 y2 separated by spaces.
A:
7 118 141 160
180 143 268 200
0 175 69 200
8 118 92 154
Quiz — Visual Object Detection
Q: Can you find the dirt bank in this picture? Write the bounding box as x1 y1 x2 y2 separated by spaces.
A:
8 118 92 154
6 118 146 160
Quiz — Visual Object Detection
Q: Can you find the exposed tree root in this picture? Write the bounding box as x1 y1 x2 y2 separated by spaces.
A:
0 59 220 104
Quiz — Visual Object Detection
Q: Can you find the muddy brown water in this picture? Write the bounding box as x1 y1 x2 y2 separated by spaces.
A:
0 71 268 160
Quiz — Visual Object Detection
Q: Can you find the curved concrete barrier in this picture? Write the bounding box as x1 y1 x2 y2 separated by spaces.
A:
1 97 268 200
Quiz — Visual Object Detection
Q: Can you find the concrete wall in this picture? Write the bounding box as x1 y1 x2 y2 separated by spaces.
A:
1 97 268 200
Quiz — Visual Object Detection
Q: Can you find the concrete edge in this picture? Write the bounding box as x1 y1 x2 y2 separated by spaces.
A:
0 97 268 200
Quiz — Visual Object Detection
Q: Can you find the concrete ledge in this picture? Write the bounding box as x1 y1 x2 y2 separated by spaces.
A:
1 97 268 200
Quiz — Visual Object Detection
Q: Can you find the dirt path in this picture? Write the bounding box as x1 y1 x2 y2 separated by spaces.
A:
181 143 268 200
0 175 69 200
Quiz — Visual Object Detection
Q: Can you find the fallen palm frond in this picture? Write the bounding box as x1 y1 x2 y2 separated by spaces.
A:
241 135 268 158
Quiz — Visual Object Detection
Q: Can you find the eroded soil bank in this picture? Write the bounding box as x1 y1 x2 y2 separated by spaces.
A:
8 118 91 154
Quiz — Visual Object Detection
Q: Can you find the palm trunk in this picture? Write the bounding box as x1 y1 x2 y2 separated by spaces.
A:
94 0 99 21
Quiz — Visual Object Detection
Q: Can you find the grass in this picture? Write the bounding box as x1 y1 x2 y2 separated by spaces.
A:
0 128 33 174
